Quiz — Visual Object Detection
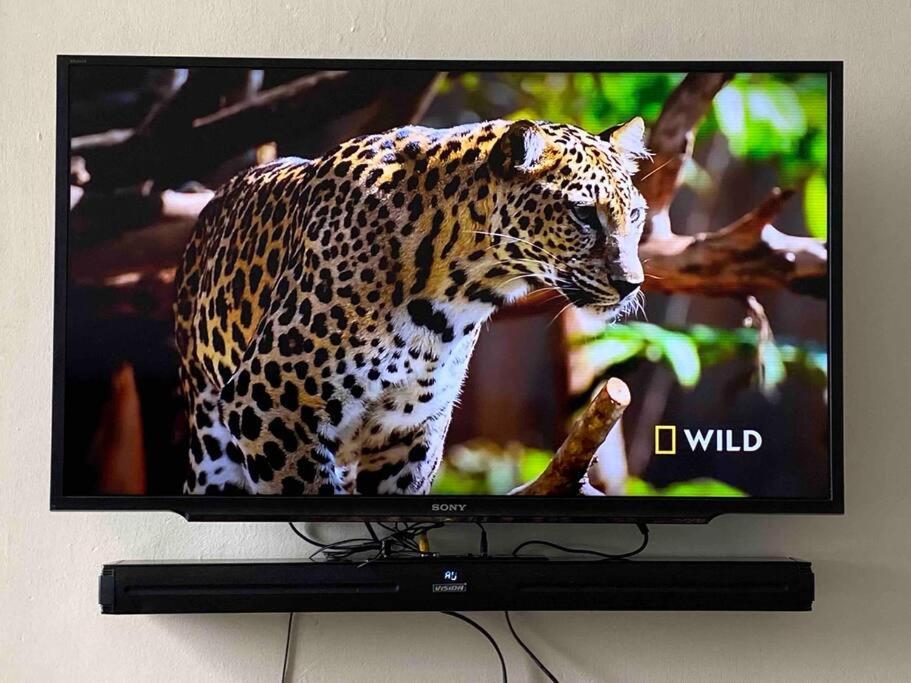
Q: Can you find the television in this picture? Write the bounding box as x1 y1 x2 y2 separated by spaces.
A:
52 57 842 522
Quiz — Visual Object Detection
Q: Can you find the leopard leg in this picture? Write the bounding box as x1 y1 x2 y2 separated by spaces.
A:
345 327 479 494
217 377 350 495
354 420 450 494
348 401 454 495
180 365 251 495
214 277 358 495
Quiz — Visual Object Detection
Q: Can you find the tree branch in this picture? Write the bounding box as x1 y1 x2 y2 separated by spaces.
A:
640 188 827 297
633 72 827 298
513 378 630 496
636 73 733 239
73 69 440 190
70 186 213 247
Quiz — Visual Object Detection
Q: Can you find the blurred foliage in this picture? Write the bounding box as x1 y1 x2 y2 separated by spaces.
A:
803 169 828 239
713 73 829 238
450 71 683 139
573 322 827 397
431 440 552 495
624 476 746 497
444 70 828 237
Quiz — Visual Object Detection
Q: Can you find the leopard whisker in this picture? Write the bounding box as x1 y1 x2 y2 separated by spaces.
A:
472 230 563 263
536 291 569 306
547 300 576 328
499 273 545 288
636 290 648 321
638 157 675 183
501 271 572 288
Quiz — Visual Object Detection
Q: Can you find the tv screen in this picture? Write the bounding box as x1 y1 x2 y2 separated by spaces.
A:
52 57 842 520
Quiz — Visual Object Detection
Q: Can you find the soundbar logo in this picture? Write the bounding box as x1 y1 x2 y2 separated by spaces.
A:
655 425 762 455
431 503 467 512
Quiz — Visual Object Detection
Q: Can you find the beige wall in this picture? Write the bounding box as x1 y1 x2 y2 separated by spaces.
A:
2 0 910 680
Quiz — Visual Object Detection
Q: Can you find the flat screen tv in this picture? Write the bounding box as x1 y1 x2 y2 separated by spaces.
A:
52 57 842 521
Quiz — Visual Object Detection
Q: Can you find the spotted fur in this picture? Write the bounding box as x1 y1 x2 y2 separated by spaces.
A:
174 118 649 495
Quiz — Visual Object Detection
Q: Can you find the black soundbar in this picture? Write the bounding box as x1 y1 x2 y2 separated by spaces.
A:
99 556 813 613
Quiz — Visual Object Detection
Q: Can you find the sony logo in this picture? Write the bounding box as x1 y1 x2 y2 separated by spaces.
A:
431 503 467 512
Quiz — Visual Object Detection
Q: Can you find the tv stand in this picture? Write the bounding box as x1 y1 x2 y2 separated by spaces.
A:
99 556 813 613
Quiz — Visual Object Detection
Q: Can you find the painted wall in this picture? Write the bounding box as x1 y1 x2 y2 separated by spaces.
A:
1 0 910 680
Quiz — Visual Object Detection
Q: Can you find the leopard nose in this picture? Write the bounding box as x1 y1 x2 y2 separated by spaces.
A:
611 279 641 299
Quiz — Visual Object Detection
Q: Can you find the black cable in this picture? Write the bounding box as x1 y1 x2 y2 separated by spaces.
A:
512 523 649 561
475 522 489 557
441 612 508 683
504 611 559 682
287 522 329 548
364 521 380 543
289 521 443 562
288 523 374 560
281 612 294 683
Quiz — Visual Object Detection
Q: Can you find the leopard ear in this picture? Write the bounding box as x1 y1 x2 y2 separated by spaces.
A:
489 120 550 179
600 116 648 158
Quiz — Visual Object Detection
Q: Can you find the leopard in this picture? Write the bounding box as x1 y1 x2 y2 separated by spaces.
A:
173 116 649 495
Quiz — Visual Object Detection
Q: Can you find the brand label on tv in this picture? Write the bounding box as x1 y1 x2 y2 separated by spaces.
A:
431 503 467 512
654 425 762 455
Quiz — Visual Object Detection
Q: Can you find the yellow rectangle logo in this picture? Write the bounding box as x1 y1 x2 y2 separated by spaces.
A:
654 425 676 455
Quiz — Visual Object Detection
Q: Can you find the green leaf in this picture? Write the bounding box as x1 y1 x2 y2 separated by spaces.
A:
518 449 554 484
758 338 787 395
430 468 483 495
575 322 826 398
624 477 659 496
486 458 519 495
660 479 747 497
681 157 714 195
627 323 701 388
714 84 747 155
804 171 828 239
655 331 701 387
624 477 746 497
715 75 813 163
580 337 645 374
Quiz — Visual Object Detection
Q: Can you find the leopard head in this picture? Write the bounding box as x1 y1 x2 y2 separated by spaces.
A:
483 117 649 318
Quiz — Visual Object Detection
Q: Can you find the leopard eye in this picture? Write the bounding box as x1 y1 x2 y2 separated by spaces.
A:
629 207 643 223
570 204 599 228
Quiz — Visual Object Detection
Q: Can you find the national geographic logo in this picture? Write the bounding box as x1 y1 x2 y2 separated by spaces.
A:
654 426 762 455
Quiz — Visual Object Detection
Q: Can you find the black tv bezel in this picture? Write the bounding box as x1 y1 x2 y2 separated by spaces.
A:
51 56 843 522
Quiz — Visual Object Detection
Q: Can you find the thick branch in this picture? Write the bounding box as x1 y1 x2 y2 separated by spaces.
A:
73 69 439 190
631 72 828 298
639 189 827 297
636 73 733 238
514 378 630 496
70 187 213 247
73 68 262 189
90 363 147 495
584 416 628 495
70 217 196 284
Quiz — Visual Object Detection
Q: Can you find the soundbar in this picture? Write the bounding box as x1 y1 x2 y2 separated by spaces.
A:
99 557 813 613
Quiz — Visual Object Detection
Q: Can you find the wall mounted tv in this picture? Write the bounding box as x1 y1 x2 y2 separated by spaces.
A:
51 57 843 522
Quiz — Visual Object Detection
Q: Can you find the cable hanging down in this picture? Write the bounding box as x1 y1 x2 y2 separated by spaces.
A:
281 612 294 683
505 611 559 683
440 612 508 683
